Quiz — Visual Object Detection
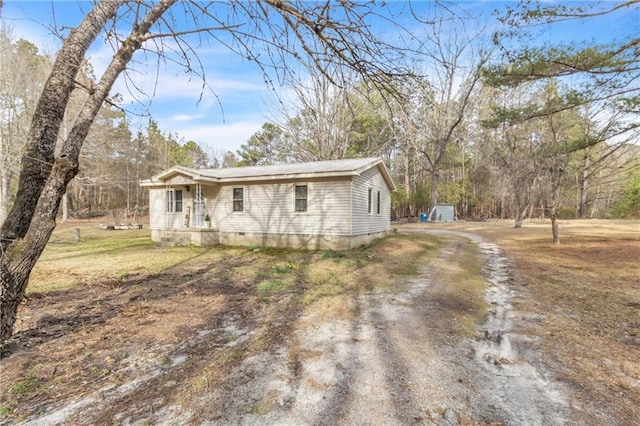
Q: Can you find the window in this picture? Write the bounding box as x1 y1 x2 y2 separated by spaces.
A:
367 188 372 214
166 189 183 212
166 190 173 212
295 185 308 212
233 187 244 212
377 191 381 214
175 190 183 212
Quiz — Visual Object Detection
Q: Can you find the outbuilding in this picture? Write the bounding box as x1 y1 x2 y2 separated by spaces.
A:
427 204 456 222
140 157 396 250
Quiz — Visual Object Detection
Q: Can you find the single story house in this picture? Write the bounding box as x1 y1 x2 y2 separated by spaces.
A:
139 157 396 250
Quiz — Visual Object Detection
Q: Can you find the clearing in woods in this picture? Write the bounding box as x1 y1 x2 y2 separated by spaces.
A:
0 219 638 424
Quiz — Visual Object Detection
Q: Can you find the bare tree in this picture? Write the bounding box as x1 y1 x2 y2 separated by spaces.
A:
400 13 491 210
572 101 640 218
487 1 640 227
276 66 363 162
0 32 51 223
0 0 420 342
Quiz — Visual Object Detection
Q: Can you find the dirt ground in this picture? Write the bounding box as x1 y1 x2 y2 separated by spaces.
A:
0 219 638 425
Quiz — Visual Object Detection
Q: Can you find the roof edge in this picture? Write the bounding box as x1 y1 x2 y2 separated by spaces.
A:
140 157 396 191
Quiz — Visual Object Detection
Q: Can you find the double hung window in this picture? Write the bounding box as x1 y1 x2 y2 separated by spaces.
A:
233 188 244 212
166 189 183 212
295 185 308 212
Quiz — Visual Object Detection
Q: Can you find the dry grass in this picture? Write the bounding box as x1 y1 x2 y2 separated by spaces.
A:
1 219 442 422
428 218 640 423
4 218 637 423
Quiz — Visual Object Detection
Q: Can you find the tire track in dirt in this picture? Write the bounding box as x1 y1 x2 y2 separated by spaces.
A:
419 229 569 425
11 230 570 425
196 229 569 425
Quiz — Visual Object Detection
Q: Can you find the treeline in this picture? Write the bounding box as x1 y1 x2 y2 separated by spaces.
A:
231 76 640 221
0 31 210 221
2 19 638 224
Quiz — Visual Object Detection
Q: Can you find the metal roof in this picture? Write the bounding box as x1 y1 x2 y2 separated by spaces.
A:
200 158 380 178
140 157 395 190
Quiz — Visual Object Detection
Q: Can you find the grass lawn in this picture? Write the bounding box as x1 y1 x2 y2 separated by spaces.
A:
417 218 640 422
1 217 638 423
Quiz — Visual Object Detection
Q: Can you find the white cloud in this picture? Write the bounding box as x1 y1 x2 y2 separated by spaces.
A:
89 39 269 107
120 69 261 101
171 120 265 153
171 113 203 122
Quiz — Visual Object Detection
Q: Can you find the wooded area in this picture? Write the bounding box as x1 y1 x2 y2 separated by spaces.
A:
2 7 637 229
1 1 639 341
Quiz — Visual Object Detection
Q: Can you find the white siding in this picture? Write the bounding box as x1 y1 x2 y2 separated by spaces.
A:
351 166 391 235
148 185 193 230
149 188 165 229
166 175 192 185
203 186 220 226
213 179 352 236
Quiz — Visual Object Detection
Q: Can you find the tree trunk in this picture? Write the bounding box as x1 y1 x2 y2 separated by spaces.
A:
513 190 529 228
1 0 176 343
1 0 124 343
0 167 7 225
577 146 590 218
429 166 440 211
0 2 121 250
514 206 528 228
548 161 564 245
404 149 411 216
0 129 6 224
550 204 560 244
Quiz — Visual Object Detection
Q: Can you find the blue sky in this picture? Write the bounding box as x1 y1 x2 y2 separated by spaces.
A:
1 1 638 155
2 1 280 154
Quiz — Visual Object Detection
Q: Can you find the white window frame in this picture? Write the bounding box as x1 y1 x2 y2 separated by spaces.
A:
367 187 373 215
166 188 183 213
294 184 308 212
232 187 244 212
166 189 174 212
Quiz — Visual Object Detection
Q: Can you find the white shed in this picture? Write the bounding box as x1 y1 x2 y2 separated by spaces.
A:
139 157 396 250
427 204 456 222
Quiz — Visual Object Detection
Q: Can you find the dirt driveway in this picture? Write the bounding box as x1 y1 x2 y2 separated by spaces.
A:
200 229 569 425
2 227 585 425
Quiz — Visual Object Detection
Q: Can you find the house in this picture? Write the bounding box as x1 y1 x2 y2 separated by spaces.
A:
139 157 396 250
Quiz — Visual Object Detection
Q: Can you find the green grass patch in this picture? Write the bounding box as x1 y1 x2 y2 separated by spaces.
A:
320 250 347 259
222 351 242 365
9 368 44 396
30 226 446 319
257 280 289 297
30 226 232 293
271 262 296 274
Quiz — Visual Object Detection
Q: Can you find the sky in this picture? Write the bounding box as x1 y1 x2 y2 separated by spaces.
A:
2 1 282 155
1 1 638 155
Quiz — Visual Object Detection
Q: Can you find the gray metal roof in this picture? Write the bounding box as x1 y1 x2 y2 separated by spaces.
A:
199 157 380 179
141 157 395 190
